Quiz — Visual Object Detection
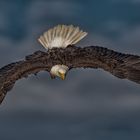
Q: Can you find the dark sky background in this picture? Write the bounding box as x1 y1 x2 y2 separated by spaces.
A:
0 0 140 140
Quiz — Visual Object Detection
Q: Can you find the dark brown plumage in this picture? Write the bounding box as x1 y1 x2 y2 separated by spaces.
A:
0 45 140 104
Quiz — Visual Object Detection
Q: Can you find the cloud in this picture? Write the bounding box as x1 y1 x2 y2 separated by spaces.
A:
118 26 140 53
111 0 140 4
28 1 83 23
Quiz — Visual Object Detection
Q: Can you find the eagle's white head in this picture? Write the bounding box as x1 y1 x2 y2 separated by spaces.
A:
38 24 87 79
50 65 69 80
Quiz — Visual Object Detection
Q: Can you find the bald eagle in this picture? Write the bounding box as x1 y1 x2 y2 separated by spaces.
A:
0 24 140 104
38 25 87 80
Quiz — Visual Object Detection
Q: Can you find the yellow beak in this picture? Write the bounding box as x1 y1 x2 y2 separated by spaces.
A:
59 73 65 80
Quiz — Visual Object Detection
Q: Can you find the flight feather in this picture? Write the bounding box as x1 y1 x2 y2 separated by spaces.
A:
38 25 87 49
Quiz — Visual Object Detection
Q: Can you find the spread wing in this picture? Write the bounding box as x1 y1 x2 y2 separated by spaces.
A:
89 46 140 83
0 45 139 104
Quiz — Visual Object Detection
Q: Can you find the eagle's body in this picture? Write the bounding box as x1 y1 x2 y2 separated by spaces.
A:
38 25 87 79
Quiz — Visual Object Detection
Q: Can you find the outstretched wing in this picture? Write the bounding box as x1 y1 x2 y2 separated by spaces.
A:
92 46 140 83
0 45 139 104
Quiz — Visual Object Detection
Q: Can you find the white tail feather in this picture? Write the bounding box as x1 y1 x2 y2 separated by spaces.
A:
38 25 87 49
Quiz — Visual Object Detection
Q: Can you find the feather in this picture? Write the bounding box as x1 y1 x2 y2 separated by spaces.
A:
50 64 69 76
38 25 87 49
